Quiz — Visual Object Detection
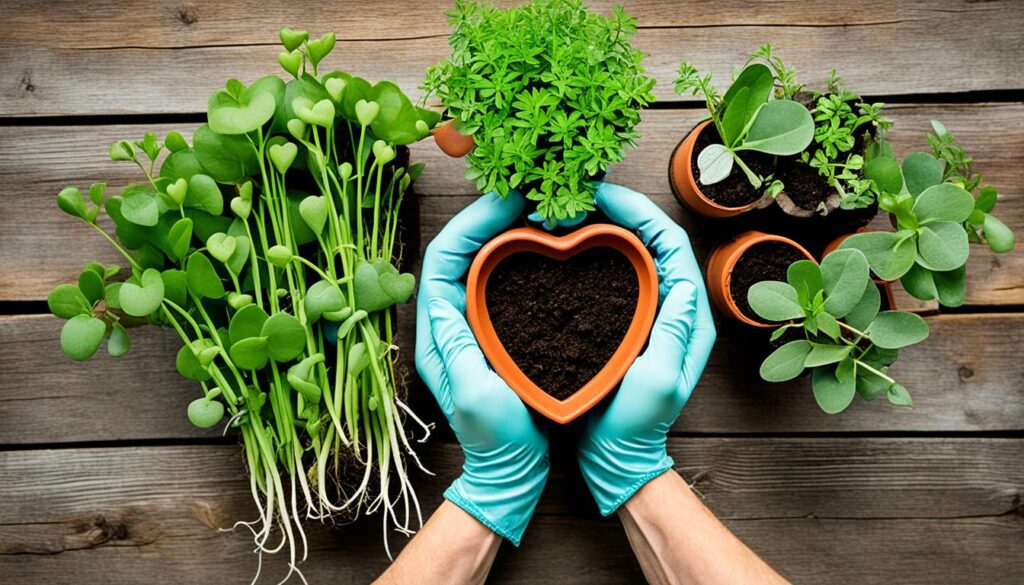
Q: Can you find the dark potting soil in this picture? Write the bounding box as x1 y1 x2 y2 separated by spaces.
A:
731 242 808 321
691 124 774 208
485 247 639 400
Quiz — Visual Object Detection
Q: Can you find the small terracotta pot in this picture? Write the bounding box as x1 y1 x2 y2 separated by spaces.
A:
465 224 658 424
431 119 475 158
706 231 815 328
669 120 761 218
823 230 898 308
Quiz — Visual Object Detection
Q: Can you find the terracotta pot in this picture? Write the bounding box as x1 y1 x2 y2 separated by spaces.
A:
465 224 658 424
706 231 815 328
823 230 898 308
431 119 475 158
668 120 761 218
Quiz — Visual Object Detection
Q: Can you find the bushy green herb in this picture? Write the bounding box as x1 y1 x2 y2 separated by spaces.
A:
422 0 656 222
749 249 928 413
47 29 438 579
674 57 814 195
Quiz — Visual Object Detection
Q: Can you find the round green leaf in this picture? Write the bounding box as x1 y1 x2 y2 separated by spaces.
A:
740 99 814 156
78 268 105 304
839 231 916 281
168 217 193 262
695 143 733 185
119 269 166 317
187 174 224 216
48 284 92 319
208 87 277 135
900 262 938 303
57 187 88 219
262 312 306 361
305 280 345 323
901 152 943 197
60 315 106 361
229 336 270 370
186 252 226 299
843 280 880 332
229 304 269 341
192 124 260 184
176 339 214 381
863 156 903 195
804 343 853 368
119 188 159 227
821 249 870 318
107 323 131 357
917 221 969 272
786 260 823 306
759 340 811 382
747 281 804 322
867 311 929 349
912 183 974 225
187 398 225 429
933 266 967 308
811 365 857 414
982 214 1015 253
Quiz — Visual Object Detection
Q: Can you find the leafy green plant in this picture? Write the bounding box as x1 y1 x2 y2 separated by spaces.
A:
674 59 814 195
927 120 1015 253
748 249 929 413
842 121 1015 307
422 0 656 223
47 28 438 580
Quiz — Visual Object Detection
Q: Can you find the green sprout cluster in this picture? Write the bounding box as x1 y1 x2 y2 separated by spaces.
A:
422 0 656 222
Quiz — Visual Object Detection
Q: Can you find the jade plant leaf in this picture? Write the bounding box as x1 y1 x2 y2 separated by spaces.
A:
119 268 165 317
811 365 856 414
48 284 92 319
983 214 1016 253
866 311 929 349
747 281 804 322
60 314 106 361
740 99 814 156
759 339 810 382
821 249 870 318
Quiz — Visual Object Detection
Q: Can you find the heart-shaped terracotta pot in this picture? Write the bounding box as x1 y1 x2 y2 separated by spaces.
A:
466 224 659 424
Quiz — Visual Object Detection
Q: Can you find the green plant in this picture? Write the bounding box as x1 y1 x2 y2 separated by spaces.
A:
47 28 438 580
927 120 1015 253
674 59 814 195
843 121 1016 307
748 249 929 413
421 0 656 223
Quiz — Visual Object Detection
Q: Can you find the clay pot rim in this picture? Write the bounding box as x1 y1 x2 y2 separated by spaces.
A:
465 224 659 424
709 231 816 328
668 119 763 217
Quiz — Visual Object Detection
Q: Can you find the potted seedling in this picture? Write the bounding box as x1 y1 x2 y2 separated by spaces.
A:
747 248 929 413
668 52 814 217
47 28 439 580
839 122 1016 307
705 231 816 327
421 0 660 423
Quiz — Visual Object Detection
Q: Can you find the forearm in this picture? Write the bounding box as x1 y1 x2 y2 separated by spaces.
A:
376 500 502 585
618 470 788 585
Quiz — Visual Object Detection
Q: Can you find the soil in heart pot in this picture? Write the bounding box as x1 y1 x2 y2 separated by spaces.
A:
692 124 774 208
730 241 809 321
484 246 639 401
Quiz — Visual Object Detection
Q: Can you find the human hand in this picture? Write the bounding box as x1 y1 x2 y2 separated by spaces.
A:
415 192 549 545
578 183 716 515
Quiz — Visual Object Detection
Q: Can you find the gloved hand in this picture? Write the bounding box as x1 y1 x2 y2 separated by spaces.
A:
415 192 549 546
578 183 717 516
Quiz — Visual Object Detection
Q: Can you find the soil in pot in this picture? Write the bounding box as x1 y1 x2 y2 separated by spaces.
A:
692 125 774 208
730 241 808 321
485 246 639 400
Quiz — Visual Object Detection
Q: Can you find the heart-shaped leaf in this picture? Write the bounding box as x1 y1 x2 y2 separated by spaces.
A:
270 142 298 174
192 124 261 184
279 27 309 52
296 99 335 127
305 280 345 322
119 268 165 317
207 232 237 264
306 32 336 66
379 271 415 304
262 312 306 362
208 83 277 135
107 323 131 357
355 99 380 127
166 177 188 206
48 284 93 319
325 77 346 102
286 119 307 140
225 234 250 275
187 252 226 299
372 140 396 164
121 188 159 227
278 50 302 77
298 195 328 234
227 292 254 310
230 196 251 218
353 260 415 312
60 315 106 361
187 398 225 429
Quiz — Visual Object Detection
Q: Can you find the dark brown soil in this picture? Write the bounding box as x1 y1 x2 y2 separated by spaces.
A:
485 247 639 400
775 160 831 212
691 124 774 207
730 242 808 321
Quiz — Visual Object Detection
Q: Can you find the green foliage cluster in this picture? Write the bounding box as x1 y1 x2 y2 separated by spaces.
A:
422 0 656 222
749 249 929 413
842 122 1015 306
674 54 814 196
47 29 436 578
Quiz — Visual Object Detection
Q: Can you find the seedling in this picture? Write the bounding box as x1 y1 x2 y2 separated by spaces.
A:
422 0 656 224
674 58 814 194
47 29 434 581
748 249 929 413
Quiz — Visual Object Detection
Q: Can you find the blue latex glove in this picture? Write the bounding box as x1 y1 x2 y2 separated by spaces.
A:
415 192 549 546
578 183 717 516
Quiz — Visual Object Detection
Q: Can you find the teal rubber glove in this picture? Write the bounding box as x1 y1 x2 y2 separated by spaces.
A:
578 183 717 516
415 192 549 545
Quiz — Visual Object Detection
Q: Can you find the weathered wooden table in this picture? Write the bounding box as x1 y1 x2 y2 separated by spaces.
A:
1 1 1022 583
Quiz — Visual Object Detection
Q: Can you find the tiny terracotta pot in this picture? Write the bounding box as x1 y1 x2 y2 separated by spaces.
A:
706 231 815 328
668 120 760 218
431 119 475 158
466 224 658 424
823 230 898 308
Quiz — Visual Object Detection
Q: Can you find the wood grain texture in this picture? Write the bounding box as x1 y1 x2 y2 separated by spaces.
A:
2 104 1021 304
3 310 1022 444
2 1 1023 115
0 439 1020 584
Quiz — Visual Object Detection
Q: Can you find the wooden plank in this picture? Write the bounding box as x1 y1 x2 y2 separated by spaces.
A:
2 104 1021 303
2 310 1023 444
0 439 1020 583
2 1 1023 115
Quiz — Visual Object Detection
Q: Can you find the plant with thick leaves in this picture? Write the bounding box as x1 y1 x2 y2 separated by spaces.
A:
674 56 814 195
749 248 929 413
47 29 433 582
422 0 656 224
